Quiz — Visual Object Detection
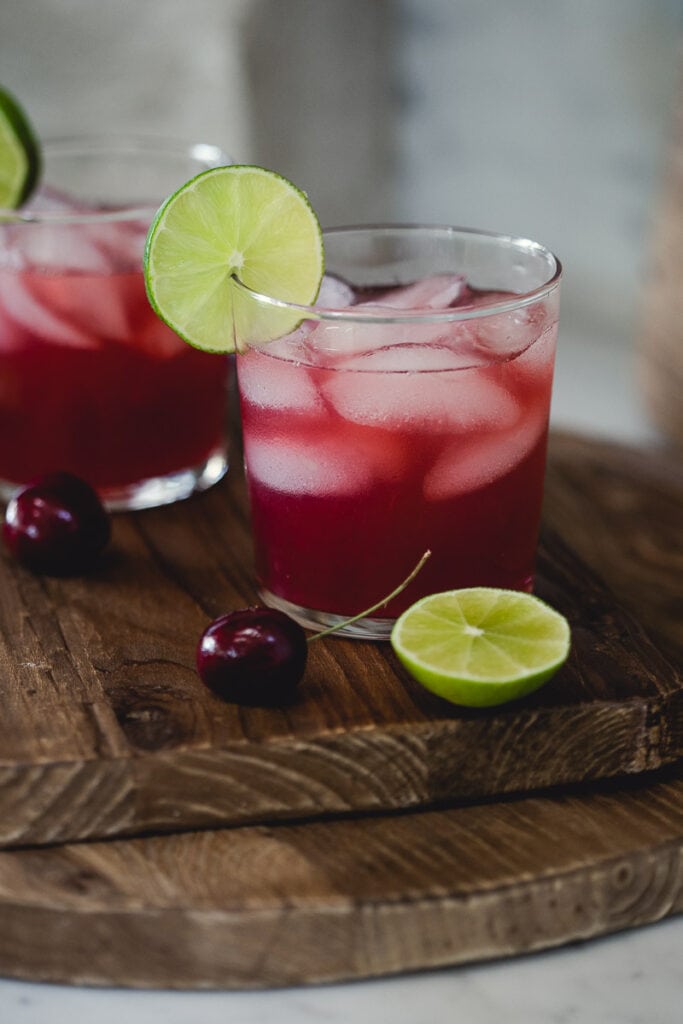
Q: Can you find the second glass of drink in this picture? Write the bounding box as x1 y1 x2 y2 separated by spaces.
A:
0 136 232 510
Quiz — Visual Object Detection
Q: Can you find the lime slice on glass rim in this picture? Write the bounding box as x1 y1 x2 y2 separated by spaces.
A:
143 164 324 352
0 85 41 209
391 588 571 708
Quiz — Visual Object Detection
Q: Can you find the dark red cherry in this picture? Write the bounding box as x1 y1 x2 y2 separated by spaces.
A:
197 607 308 705
2 471 111 576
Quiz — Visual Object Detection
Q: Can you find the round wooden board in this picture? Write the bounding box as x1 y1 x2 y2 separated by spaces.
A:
0 431 681 989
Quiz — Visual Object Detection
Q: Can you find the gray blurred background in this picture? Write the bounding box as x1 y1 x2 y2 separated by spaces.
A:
2 0 681 442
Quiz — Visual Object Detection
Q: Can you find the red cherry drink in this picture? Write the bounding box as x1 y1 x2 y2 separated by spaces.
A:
237 271 559 631
0 189 228 506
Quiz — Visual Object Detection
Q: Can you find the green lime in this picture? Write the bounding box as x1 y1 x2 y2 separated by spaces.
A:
391 588 571 708
0 85 41 209
143 164 324 352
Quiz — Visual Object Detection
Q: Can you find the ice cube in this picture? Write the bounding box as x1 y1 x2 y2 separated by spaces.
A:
509 320 558 385
27 273 131 344
243 432 376 496
324 359 519 433
423 408 547 500
316 273 356 309
238 347 324 414
87 218 147 272
76 276 131 342
306 315 470 360
301 275 472 361
7 188 143 274
263 319 317 360
363 274 468 310
473 301 553 361
10 222 112 275
0 276 98 349
300 319 371 361
338 342 483 373
456 289 511 310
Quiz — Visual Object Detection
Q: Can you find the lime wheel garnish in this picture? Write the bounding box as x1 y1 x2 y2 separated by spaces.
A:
144 164 324 352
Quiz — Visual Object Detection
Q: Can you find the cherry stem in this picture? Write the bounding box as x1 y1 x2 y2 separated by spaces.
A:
308 550 432 643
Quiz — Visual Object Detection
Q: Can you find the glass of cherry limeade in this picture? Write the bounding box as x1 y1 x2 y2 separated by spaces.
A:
0 137 231 509
236 225 561 639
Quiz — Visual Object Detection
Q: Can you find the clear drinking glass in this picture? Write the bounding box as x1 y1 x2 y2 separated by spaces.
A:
235 225 561 639
0 136 231 510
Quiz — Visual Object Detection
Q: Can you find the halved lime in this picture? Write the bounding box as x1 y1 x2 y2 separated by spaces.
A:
391 588 571 708
143 164 324 352
0 86 41 209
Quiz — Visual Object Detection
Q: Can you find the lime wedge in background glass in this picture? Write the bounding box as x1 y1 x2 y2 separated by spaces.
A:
143 164 324 352
0 85 41 209
391 588 571 708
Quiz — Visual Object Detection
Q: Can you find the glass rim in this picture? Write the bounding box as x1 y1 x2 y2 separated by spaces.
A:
0 133 230 224
235 223 562 324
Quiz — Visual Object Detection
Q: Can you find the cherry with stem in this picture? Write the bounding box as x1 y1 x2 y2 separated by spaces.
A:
196 551 432 705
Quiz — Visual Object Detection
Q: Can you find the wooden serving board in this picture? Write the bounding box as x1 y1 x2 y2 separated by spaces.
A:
3 766 683 989
0 432 681 989
0 433 681 850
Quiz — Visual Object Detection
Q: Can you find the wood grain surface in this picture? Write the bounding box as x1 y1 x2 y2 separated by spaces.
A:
545 432 683 661
3 769 683 989
0 431 681 988
0 435 680 849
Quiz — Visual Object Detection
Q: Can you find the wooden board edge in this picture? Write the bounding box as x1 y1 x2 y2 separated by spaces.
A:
1 837 681 988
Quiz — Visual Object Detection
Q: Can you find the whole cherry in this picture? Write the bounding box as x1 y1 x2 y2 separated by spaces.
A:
196 552 431 707
197 607 308 705
2 471 111 576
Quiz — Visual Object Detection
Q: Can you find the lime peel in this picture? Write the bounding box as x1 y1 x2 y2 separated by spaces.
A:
0 85 41 209
391 588 571 708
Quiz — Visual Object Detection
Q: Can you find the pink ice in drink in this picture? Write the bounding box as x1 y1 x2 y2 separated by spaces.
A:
237 269 559 623
0 188 227 503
